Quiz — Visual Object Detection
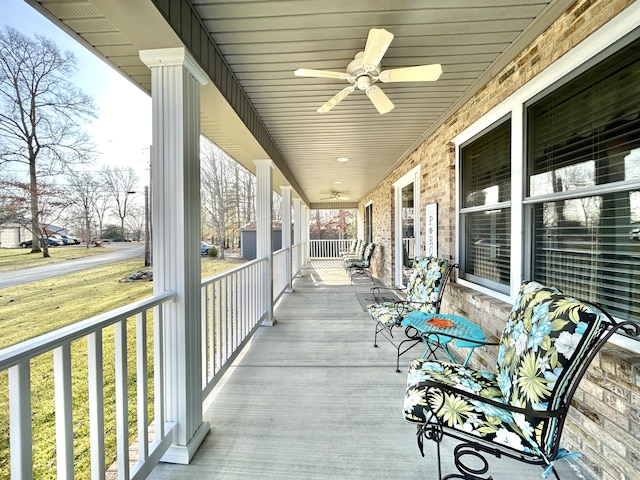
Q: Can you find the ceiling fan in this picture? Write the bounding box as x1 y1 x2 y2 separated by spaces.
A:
294 28 442 114
321 192 350 201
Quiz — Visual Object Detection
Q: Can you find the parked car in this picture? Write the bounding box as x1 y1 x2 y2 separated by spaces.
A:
48 237 64 246
201 241 214 255
19 238 62 248
56 234 80 245
51 234 72 245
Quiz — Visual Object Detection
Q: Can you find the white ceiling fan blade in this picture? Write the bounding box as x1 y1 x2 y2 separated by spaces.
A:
366 85 394 114
361 28 394 72
378 64 443 83
294 68 350 80
317 86 355 113
321 192 350 200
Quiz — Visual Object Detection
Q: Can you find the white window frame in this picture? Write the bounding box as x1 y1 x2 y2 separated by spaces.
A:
393 166 420 286
451 5 640 351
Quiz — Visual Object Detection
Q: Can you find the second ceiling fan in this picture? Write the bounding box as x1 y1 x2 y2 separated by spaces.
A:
294 28 442 114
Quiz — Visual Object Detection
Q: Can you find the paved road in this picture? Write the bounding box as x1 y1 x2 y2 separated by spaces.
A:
0 244 144 289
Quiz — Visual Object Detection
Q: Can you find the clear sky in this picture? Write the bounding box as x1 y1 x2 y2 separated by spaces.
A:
2 0 152 188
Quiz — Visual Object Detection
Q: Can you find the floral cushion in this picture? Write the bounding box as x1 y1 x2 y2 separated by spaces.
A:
343 240 367 265
367 257 449 327
495 281 604 456
344 243 375 268
404 358 527 449
404 281 605 459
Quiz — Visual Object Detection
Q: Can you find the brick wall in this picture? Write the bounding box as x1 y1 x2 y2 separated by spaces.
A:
361 0 639 478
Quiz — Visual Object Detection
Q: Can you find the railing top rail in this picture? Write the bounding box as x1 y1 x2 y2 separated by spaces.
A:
0 291 176 371
201 257 267 285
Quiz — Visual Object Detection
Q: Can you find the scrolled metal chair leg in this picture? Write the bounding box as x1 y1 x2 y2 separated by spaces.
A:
442 443 493 480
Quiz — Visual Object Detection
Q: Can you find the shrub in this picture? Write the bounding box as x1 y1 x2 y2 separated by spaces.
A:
207 245 218 257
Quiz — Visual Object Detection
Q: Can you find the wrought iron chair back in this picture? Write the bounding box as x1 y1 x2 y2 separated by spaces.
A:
340 238 358 257
368 257 455 371
403 280 640 479
345 242 376 283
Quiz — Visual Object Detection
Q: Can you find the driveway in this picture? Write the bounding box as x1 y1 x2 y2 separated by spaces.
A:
0 243 144 289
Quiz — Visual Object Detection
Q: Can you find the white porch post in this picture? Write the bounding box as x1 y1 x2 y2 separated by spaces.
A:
255 159 275 326
280 186 292 292
293 198 302 275
140 47 209 463
303 204 310 265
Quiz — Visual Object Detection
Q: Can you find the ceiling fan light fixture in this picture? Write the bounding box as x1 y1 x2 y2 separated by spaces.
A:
356 76 371 90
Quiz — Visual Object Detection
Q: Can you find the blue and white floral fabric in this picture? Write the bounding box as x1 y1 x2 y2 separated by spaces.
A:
344 242 375 269
367 257 449 327
404 280 604 460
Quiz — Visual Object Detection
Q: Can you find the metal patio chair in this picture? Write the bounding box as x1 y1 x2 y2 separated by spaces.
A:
403 280 640 479
368 256 456 371
344 242 376 283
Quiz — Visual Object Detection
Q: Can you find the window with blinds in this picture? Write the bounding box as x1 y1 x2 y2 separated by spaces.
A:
460 119 511 292
526 36 640 323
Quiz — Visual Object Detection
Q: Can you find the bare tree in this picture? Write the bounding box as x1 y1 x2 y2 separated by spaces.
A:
125 205 144 242
0 175 26 223
99 165 140 239
0 27 97 256
66 171 101 248
201 140 229 259
93 189 111 240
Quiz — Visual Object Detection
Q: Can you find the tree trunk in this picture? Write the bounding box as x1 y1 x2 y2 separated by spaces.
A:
28 152 49 257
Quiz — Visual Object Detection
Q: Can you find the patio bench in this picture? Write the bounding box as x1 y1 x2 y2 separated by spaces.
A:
367 256 456 371
403 280 640 479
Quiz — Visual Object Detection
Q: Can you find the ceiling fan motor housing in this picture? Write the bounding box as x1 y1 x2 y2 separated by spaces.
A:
347 52 380 89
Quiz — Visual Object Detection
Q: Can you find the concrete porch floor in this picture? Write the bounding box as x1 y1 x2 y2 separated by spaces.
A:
147 260 590 480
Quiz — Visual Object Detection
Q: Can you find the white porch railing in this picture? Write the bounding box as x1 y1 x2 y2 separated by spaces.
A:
200 258 267 399
0 292 176 480
273 248 288 303
308 239 352 258
0 242 309 479
292 243 302 274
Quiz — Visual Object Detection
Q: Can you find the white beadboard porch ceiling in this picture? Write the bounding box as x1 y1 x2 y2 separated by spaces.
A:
27 0 575 206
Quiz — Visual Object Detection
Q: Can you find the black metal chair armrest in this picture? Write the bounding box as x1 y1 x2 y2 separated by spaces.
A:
420 379 565 420
370 285 405 302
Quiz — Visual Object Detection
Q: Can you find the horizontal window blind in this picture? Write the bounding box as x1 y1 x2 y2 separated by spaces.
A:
462 120 511 208
460 119 511 289
527 36 640 327
528 40 640 197
532 194 640 322
463 209 511 287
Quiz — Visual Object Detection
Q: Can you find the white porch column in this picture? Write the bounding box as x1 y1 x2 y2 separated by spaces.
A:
140 47 209 464
255 159 275 325
280 186 292 292
303 204 310 265
293 198 302 275
293 198 302 245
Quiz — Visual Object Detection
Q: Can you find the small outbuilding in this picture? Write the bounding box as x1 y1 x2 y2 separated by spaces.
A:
239 221 291 259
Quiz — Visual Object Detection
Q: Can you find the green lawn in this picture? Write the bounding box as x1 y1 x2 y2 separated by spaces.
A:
0 253 245 478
